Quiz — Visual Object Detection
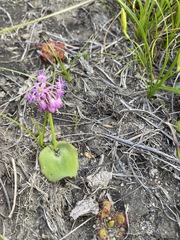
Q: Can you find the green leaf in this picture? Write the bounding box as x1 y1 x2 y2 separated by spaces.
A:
175 82 180 90
177 52 180 72
175 121 180 133
39 141 79 182
121 8 129 39
159 85 180 95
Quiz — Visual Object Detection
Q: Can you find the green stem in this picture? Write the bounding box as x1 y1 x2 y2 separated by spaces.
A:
39 112 48 147
48 112 57 151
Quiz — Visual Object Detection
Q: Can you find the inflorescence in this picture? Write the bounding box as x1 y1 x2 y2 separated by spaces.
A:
27 70 66 113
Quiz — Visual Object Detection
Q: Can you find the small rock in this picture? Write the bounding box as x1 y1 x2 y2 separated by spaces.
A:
70 197 99 220
87 170 112 190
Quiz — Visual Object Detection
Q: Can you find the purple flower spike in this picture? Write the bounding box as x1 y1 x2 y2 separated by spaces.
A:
37 70 47 83
56 76 66 97
27 71 66 113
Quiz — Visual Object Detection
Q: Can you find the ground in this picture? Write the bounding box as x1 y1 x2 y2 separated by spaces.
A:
0 0 180 240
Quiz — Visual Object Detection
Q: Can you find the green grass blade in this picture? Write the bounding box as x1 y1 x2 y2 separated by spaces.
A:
0 67 34 79
158 49 180 86
115 0 153 80
159 85 180 95
0 113 38 143
0 0 94 34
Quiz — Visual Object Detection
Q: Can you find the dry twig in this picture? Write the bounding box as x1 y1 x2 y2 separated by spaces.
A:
8 157 17 218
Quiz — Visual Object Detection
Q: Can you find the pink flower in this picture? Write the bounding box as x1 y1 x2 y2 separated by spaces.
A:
37 70 47 82
27 70 66 113
55 76 66 97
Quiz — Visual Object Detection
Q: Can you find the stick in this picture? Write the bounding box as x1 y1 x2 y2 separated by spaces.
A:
8 158 17 218
98 133 180 163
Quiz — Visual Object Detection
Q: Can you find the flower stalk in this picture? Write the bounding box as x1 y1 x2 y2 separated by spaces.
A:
39 111 48 147
48 112 57 151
